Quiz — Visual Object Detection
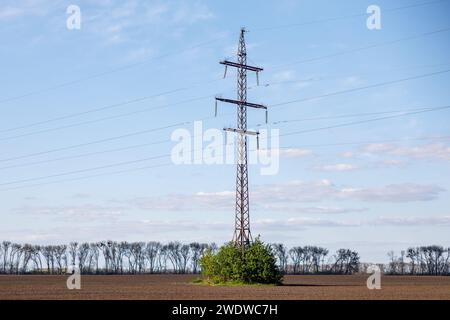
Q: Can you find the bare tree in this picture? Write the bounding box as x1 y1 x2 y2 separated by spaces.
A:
1 241 11 273
41 246 54 274
77 243 90 274
331 249 360 274
167 242 182 273
7 239 450 276
179 244 190 273
146 242 161 274
159 245 169 273
54 245 67 274
190 242 207 274
272 243 289 274
21 244 34 273
289 247 304 274
68 242 78 269
88 243 100 274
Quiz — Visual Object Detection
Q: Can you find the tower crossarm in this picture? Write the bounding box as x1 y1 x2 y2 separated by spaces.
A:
215 97 267 110
223 128 259 136
220 60 263 73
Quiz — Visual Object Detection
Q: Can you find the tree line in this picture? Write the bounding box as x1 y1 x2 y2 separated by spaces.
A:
0 240 448 275
384 246 450 275
0 241 211 275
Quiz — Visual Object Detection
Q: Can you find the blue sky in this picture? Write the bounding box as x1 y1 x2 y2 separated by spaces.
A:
0 0 449 262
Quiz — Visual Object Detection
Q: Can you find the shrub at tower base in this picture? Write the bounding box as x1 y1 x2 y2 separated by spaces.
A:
198 238 282 285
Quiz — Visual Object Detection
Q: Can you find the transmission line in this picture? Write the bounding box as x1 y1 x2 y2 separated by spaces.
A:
270 26 450 70
1 105 448 187
0 105 446 172
252 0 449 31
2 133 450 192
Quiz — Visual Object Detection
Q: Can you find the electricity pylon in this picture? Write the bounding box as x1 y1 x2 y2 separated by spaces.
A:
215 28 267 250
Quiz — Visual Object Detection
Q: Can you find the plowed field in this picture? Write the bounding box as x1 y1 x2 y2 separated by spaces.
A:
1 275 449 300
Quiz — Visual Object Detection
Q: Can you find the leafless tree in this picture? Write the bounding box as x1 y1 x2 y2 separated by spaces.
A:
77 243 90 273
331 249 360 274
68 242 78 268
179 244 191 274
41 246 55 274
167 242 182 273
190 242 207 274
1 241 11 273
54 245 67 274
272 243 289 274
288 246 303 274
9 239 450 276
88 243 100 274
159 245 169 273
21 244 34 273
146 241 161 273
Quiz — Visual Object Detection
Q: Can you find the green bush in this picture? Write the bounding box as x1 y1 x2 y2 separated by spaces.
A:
199 238 282 285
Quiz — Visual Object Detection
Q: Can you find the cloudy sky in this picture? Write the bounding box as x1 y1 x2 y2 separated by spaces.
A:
0 0 449 262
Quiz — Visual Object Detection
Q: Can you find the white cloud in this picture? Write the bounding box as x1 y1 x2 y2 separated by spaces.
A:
338 183 444 202
273 70 296 82
258 148 313 159
314 163 359 172
340 151 355 158
361 143 450 161
127 191 234 211
3 214 450 244
14 204 125 222
362 143 396 153
376 159 407 168
85 0 215 45
260 205 367 214
124 180 445 212
254 181 444 203
0 0 56 21
371 216 450 226
0 6 23 19
171 1 214 24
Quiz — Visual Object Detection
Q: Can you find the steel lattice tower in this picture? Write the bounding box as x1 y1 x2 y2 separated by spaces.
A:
215 28 267 250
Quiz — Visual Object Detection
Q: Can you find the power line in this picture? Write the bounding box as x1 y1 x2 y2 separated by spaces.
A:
250 61 450 90
0 162 173 192
256 106 444 126
3 35 449 138
278 106 450 137
0 79 223 135
2 66 448 144
0 154 172 187
0 65 446 172
270 26 450 70
0 95 215 142
252 0 449 31
0 122 188 163
0 105 446 171
1 104 448 187
271 69 450 109
280 135 450 149
0 37 225 105
2 1 447 109
2 132 450 192
0 88 189 134
1 65 447 161
0 141 168 171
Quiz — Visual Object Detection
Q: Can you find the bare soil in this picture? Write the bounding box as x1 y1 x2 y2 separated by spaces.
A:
0 274 449 300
